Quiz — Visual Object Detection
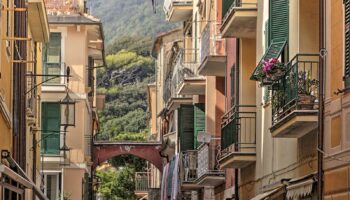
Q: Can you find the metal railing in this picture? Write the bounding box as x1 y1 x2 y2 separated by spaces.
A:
163 0 193 14
197 142 224 179
162 49 200 103
200 22 226 64
220 105 256 157
135 172 150 192
222 0 258 26
271 54 319 126
181 150 198 182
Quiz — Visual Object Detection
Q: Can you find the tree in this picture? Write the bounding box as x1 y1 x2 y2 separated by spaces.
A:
97 167 136 200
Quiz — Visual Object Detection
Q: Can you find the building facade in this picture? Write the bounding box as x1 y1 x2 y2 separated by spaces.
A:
40 1 105 199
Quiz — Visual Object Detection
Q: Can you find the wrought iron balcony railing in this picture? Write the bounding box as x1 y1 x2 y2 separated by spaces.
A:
220 105 256 157
200 22 226 64
181 150 198 182
271 54 319 126
135 172 150 192
162 49 200 103
197 141 224 179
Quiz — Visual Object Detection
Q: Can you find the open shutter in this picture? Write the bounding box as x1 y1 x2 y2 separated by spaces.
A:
194 104 205 149
251 39 287 80
221 119 237 150
178 105 194 151
251 0 289 80
41 103 61 155
345 0 350 87
222 0 235 19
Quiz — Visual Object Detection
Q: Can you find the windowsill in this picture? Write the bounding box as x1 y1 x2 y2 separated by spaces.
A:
42 85 66 92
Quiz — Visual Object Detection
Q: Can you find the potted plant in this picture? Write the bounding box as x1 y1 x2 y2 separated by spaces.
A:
256 58 286 86
290 71 318 110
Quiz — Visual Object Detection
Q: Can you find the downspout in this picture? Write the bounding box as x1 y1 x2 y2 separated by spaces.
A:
234 38 240 200
317 0 326 199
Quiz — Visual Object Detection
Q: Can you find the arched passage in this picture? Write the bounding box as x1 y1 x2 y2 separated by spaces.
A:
92 142 163 172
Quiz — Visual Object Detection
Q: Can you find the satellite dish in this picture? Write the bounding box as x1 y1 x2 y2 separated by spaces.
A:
197 131 211 144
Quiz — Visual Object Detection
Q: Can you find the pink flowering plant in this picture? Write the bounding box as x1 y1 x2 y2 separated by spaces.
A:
255 58 286 85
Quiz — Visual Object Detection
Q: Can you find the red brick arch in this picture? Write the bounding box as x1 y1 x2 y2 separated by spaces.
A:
92 142 163 171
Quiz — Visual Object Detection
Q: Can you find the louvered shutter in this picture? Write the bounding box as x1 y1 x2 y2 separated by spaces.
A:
345 0 350 87
222 0 235 19
269 0 289 42
41 103 61 155
230 66 235 106
178 105 194 151
194 104 205 149
251 39 287 80
221 119 237 150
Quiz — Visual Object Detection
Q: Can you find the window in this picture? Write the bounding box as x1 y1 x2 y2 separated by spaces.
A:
43 32 62 84
44 173 61 200
41 102 61 155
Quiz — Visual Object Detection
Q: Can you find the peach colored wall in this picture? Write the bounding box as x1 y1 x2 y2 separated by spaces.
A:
225 39 236 109
63 168 85 200
240 38 256 105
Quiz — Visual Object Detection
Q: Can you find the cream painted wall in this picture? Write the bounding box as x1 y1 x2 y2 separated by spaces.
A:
63 168 85 200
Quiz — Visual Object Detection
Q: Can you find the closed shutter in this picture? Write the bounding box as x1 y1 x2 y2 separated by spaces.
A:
269 0 289 42
230 66 235 106
345 0 350 87
194 103 205 149
178 105 194 151
41 103 61 155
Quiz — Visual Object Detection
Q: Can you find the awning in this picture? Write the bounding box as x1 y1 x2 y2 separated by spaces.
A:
286 178 315 199
250 186 286 200
250 39 287 81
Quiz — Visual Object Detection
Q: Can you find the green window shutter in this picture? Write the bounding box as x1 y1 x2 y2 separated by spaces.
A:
43 32 62 84
230 66 235 106
269 0 289 42
265 20 270 50
251 39 287 80
222 0 235 19
41 103 61 155
178 105 194 151
345 0 350 87
194 103 205 149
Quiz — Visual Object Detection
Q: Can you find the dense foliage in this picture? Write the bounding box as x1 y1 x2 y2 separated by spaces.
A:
97 167 136 200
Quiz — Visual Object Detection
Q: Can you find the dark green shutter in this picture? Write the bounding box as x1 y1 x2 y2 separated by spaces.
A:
251 0 289 80
251 39 287 80
230 66 235 106
221 120 237 150
269 0 289 42
41 103 61 155
345 0 350 87
265 20 270 50
194 103 205 149
222 0 235 19
178 105 194 151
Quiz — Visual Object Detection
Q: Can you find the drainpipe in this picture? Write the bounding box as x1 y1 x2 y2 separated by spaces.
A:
234 38 240 200
318 0 326 199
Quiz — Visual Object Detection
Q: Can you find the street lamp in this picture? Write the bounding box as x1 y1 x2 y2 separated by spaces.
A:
59 66 75 166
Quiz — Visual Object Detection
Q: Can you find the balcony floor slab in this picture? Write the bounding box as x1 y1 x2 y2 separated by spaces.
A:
221 9 257 38
198 55 226 77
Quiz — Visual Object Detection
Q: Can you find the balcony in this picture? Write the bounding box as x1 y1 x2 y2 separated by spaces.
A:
175 49 205 96
270 54 319 138
135 172 150 198
196 143 225 187
180 150 202 190
28 0 49 42
198 23 226 77
219 105 256 169
221 0 257 38
163 0 193 22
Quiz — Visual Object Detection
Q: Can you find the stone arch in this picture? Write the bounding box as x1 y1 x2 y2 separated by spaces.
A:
93 143 163 172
